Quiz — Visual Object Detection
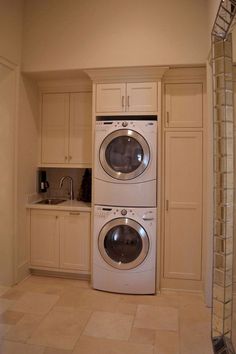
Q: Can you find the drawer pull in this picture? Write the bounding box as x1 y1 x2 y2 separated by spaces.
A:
69 212 80 216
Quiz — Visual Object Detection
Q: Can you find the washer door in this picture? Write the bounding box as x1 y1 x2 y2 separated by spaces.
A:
98 218 149 270
100 129 150 180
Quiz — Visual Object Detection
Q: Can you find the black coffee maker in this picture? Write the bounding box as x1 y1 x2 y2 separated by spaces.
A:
38 170 49 193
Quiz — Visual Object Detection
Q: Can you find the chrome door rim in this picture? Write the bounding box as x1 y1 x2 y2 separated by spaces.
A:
98 218 149 270
99 129 150 180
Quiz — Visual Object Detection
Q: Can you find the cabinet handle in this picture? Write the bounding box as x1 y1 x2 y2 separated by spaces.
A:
166 111 169 125
122 95 125 107
69 155 72 161
56 215 58 219
166 200 169 211
65 156 68 161
127 95 130 107
69 212 80 216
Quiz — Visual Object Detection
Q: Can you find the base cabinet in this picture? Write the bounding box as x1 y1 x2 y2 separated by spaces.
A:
30 209 91 274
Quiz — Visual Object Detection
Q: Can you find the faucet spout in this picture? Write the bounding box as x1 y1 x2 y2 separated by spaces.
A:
59 176 74 200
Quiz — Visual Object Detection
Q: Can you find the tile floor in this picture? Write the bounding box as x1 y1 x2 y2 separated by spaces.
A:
0 276 213 354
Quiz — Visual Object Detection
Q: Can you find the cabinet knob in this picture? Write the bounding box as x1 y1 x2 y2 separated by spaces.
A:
65 156 68 161
69 155 72 161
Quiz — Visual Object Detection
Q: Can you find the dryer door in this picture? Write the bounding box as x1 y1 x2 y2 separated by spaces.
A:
98 218 149 270
99 129 150 180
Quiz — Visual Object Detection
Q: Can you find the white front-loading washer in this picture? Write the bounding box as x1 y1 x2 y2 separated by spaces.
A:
93 205 156 294
94 118 157 207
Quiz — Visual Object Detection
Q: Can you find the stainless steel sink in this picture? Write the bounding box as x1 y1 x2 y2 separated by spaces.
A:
36 198 67 205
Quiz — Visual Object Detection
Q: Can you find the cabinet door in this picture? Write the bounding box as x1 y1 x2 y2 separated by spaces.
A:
164 132 202 280
165 83 203 128
30 210 59 268
60 212 90 271
96 83 125 112
41 93 69 164
127 82 157 112
69 92 92 165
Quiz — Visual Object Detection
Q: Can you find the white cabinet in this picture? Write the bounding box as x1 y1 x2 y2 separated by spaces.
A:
30 209 91 273
60 211 90 271
30 210 60 268
41 92 92 166
164 132 202 281
164 83 203 128
96 82 157 113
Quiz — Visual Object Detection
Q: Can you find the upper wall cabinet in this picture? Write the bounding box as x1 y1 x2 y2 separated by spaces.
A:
96 82 157 113
41 92 92 167
164 83 203 128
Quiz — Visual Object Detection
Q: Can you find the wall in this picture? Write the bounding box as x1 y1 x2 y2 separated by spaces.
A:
0 62 16 285
22 0 209 72
0 0 23 64
16 75 39 281
0 0 23 285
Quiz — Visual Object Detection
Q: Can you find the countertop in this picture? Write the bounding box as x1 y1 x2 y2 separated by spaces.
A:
27 199 91 212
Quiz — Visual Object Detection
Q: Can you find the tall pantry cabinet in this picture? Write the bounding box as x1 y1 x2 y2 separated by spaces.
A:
162 70 205 291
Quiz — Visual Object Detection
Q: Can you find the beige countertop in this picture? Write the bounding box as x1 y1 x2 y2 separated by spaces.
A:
27 199 91 212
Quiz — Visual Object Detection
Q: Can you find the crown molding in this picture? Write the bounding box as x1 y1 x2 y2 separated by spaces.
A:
84 66 169 82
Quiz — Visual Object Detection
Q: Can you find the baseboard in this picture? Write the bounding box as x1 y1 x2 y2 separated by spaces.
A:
30 268 91 281
16 261 30 284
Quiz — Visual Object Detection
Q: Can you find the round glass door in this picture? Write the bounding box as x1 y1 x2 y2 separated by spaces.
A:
100 129 150 180
98 218 149 270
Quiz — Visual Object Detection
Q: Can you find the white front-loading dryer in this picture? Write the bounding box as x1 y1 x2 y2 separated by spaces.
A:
94 119 157 207
93 205 156 294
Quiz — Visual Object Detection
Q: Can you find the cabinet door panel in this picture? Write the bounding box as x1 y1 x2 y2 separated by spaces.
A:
164 132 202 280
60 212 90 271
165 83 203 127
69 92 92 165
41 93 69 163
127 82 157 112
96 83 125 112
30 211 59 268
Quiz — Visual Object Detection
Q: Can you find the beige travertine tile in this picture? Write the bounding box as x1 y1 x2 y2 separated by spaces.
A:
129 327 156 345
120 292 180 308
0 340 45 354
15 277 66 296
0 310 24 325
28 308 91 350
114 302 137 315
83 311 133 340
134 304 179 331
1 289 25 301
10 292 59 315
0 324 12 339
73 335 154 354
154 330 180 354
3 313 43 342
0 300 14 315
57 288 120 312
0 286 10 297
44 347 72 354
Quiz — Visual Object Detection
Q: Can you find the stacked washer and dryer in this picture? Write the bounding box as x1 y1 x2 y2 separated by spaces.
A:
93 117 157 294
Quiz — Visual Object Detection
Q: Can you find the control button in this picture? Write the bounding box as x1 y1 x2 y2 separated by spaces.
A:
122 121 128 127
121 209 127 216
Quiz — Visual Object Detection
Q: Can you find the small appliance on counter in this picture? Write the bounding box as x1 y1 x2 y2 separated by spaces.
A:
38 170 49 193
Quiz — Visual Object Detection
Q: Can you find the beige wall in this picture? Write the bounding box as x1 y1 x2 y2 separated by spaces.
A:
0 63 17 285
22 0 209 72
16 75 39 281
0 0 23 64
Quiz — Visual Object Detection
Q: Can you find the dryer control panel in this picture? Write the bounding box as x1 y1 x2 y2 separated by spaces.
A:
94 206 156 224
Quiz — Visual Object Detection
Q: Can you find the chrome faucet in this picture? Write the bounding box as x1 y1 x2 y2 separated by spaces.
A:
59 176 74 200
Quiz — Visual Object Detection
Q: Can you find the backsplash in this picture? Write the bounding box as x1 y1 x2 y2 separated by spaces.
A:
38 168 88 201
